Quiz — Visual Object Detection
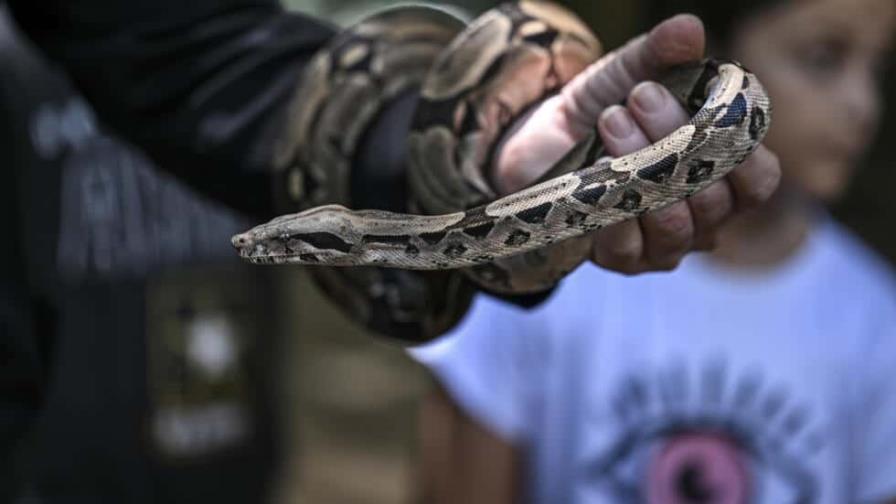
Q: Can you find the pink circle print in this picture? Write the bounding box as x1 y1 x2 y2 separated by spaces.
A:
647 432 751 504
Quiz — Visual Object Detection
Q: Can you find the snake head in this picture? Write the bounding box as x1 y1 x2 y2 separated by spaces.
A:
230 233 255 257
232 232 263 262
232 232 254 250
231 212 361 265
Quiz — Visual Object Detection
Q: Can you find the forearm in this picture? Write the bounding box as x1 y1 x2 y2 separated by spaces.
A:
418 387 520 504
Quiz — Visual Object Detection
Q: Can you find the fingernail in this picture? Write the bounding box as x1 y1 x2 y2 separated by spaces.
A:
632 82 665 113
602 106 634 138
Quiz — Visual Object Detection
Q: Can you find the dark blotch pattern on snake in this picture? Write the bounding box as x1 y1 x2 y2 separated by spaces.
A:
234 2 772 302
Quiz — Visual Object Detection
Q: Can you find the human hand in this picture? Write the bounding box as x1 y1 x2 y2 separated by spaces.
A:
493 14 781 274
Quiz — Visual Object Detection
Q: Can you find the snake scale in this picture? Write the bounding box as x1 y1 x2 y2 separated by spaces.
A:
233 1 771 338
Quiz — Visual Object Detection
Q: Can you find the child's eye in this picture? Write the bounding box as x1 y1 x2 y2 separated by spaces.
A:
798 40 848 77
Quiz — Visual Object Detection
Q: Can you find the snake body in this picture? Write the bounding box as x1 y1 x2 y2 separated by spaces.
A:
233 2 771 336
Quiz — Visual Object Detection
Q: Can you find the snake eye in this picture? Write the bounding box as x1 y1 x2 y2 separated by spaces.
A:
231 234 254 249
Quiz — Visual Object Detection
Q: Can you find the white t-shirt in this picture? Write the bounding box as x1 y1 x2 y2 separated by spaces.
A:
411 219 896 504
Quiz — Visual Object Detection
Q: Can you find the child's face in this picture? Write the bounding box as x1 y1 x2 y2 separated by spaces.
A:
731 0 895 201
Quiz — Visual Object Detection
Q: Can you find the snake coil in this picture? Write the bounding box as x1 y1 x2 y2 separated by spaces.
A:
237 2 772 342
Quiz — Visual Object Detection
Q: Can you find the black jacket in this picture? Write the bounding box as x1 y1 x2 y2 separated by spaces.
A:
0 1 552 500
1 4 293 501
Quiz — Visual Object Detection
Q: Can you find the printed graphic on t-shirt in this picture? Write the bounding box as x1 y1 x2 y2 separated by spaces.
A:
589 360 824 503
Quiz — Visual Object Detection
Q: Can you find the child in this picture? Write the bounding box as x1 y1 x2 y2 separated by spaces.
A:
411 0 896 502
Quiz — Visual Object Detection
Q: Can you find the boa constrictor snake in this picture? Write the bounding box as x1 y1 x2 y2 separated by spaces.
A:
234 2 771 342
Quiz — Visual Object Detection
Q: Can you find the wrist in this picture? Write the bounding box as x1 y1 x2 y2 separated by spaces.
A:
352 90 420 212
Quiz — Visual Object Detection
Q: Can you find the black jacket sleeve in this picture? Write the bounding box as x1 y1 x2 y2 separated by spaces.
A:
6 0 336 217
4 0 559 309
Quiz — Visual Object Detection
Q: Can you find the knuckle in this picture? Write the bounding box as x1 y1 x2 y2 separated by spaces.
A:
603 237 642 261
760 147 781 167
600 105 638 140
592 238 642 272
689 185 732 225
743 170 780 206
650 206 694 245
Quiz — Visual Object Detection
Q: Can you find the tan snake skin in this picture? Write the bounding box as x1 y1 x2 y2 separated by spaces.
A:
234 2 772 339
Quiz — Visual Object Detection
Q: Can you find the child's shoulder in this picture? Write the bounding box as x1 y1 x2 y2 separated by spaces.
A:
817 219 896 299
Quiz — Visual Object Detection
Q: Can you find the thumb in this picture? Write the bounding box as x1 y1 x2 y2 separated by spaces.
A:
560 14 706 138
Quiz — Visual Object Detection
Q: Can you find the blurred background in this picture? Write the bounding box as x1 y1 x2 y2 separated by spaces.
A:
2 1 894 503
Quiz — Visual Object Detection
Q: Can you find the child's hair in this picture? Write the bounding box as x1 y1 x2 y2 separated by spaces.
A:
644 0 782 51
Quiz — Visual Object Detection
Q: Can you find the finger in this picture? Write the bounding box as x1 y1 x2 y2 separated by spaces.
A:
598 105 651 157
492 96 575 194
561 14 706 137
639 200 694 270
687 180 735 250
590 220 645 276
727 145 782 210
628 81 691 140
592 106 650 273
625 82 696 267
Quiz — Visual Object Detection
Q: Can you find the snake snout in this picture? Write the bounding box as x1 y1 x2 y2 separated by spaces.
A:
231 233 254 250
